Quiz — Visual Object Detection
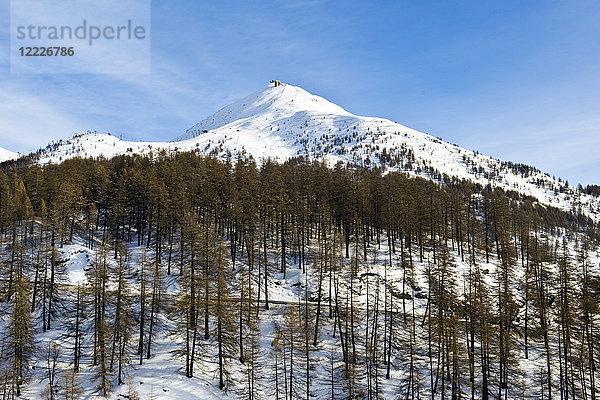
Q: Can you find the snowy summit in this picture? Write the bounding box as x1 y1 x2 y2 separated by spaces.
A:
176 81 353 141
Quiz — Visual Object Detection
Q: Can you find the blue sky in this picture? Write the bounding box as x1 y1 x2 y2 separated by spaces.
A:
1 0 599 185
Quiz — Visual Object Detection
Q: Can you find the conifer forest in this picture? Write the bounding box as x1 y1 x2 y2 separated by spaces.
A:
0 153 599 399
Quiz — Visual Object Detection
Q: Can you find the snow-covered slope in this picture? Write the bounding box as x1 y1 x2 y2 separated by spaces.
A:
0 146 19 162
176 83 352 141
34 82 599 219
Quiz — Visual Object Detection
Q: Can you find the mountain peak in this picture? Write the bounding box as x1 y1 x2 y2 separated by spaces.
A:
176 82 352 141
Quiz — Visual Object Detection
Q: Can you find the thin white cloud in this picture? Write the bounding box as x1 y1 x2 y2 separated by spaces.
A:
0 83 83 153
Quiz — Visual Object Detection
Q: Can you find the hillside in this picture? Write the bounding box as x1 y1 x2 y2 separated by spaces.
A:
0 146 19 163
0 154 598 399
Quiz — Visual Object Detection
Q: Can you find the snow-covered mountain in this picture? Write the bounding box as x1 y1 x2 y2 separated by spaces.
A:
6 82 600 399
176 83 352 141
33 82 599 219
0 146 19 162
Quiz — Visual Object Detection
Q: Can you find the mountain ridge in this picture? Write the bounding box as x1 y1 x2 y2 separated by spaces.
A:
22 82 600 220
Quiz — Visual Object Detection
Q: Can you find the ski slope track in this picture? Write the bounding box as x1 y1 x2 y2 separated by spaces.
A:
36 82 600 220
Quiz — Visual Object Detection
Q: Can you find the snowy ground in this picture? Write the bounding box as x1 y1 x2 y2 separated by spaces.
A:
0 146 19 162
9 226 598 399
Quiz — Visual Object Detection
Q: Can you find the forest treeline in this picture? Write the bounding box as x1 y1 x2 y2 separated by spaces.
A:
0 152 599 399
